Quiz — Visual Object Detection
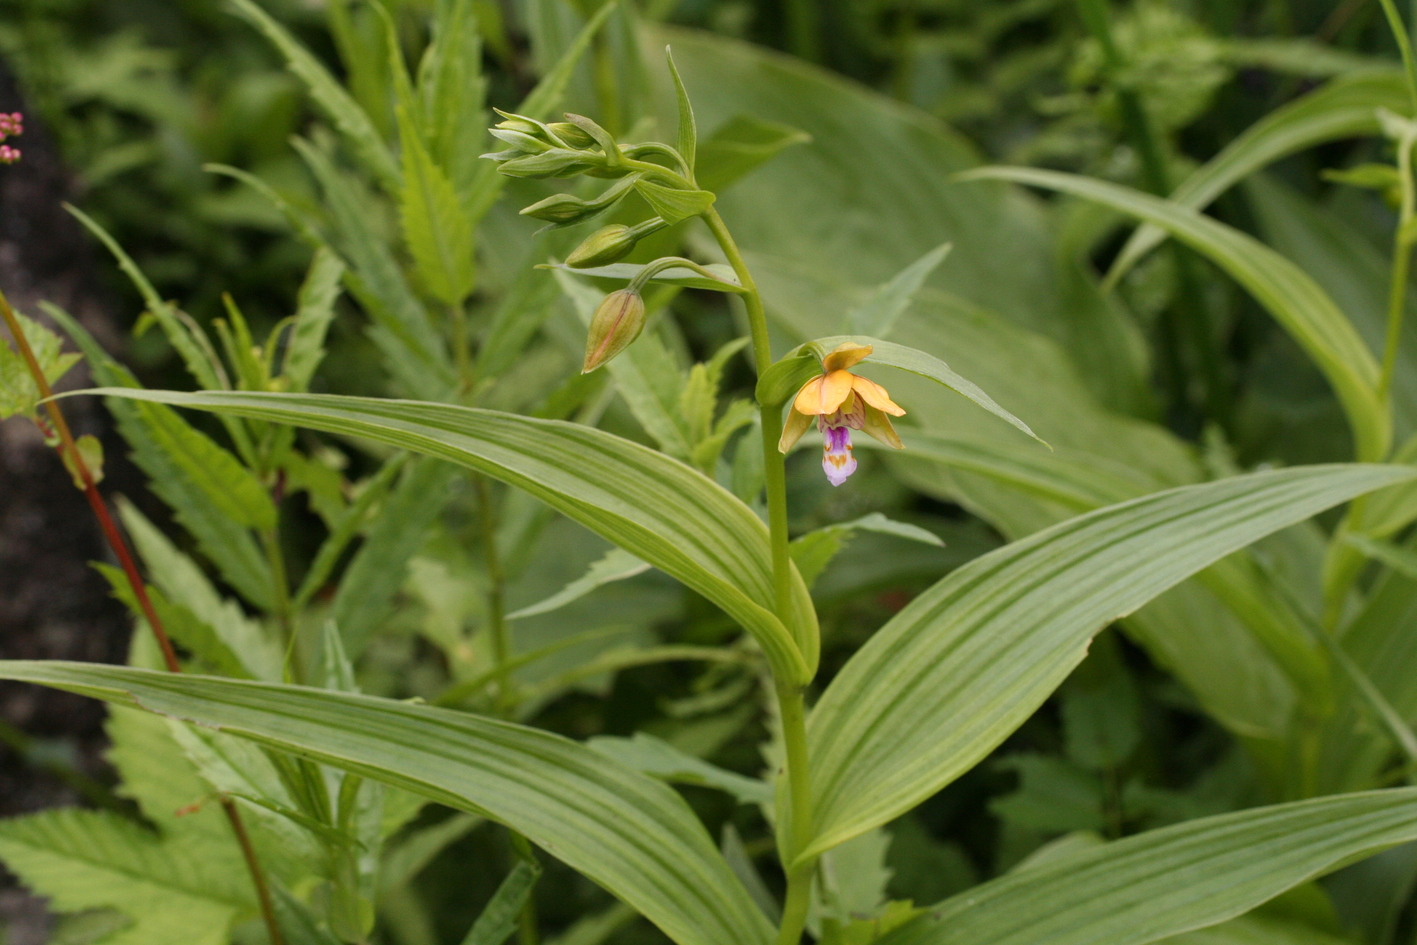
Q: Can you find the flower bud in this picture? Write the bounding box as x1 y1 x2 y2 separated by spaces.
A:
583 289 646 373
547 122 596 149
496 148 601 179
521 193 597 224
567 225 638 268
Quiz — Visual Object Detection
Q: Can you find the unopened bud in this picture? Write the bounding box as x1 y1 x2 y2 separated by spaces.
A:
567 225 638 268
547 122 596 149
497 148 601 179
583 289 646 373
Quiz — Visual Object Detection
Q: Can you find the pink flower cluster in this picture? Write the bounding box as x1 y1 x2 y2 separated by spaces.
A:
0 112 22 164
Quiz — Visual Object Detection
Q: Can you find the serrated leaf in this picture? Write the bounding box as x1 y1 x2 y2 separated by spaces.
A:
0 663 777 945
877 789 1417 945
0 311 80 419
395 71 474 304
87 387 818 685
118 500 283 681
281 248 346 392
805 464 1417 861
332 457 456 656
0 807 250 945
229 0 401 194
46 305 276 608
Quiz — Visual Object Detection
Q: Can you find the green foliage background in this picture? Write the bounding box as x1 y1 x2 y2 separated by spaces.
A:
9 1 1417 945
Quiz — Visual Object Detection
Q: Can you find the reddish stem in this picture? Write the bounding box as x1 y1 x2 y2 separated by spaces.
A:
1 289 285 945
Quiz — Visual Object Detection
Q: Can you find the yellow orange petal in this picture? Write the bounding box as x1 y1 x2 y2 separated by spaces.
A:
793 370 854 416
850 375 905 416
822 342 873 373
860 403 903 449
778 407 814 453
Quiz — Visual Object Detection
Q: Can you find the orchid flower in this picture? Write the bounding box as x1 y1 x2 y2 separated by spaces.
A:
778 342 905 486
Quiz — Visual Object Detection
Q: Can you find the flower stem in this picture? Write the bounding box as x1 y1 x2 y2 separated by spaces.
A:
701 207 815 943
0 288 285 945
1381 130 1417 407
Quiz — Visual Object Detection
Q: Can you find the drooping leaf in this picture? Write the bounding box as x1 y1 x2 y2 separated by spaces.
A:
85 387 818 684
877 789 1417 945
964 167 1388 461
0 662 776 945
1107 70 1410 287
805 335 1043 445
635 180 715 224
805 464 1417 861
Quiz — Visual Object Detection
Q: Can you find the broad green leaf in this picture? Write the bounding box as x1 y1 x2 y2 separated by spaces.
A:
0 311 79 419
332 458 457 655
507 547 651 620
1162 915 1351 945
396 99 475 305
44 305 275 609
229 0 401 194
281 247 346 392
877 789 1417 945
848 244 952 338
965 167 1388 461
1107 70 1409 287
88 388 818 684
806 335 1043 445
665 46 696 177
542 260 745 292
588 733 771 806
0 807 251 945
634 180 716 224
0 662 776 945
805 464 1417 861
695 114 812 194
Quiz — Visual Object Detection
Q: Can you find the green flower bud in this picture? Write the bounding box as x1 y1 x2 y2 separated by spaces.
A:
583 289 646 373
489 128 552 153
567 225 638 268
521 193 597 224
493 110 544 137
497 148 601 179
547 121 597 149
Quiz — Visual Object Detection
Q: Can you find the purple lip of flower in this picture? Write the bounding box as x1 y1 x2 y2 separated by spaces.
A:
818 417 858 487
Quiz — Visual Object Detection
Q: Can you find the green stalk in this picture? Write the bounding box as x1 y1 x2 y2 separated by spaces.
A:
701 206 815 944
475 475 515 714
1381 130 1417 404
1380 0 1417 116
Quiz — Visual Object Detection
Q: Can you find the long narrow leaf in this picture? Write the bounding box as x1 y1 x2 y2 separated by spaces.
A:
964 168 1388 461
1107 70 1409 287
0 662 775 945
805 464 1417 861
83 388 817 684
881 789 1417 945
